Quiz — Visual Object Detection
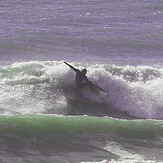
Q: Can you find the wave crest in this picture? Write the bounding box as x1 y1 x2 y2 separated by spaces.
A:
0 61 163 119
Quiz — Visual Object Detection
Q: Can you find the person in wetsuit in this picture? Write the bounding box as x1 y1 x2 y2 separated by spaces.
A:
64 62 92 89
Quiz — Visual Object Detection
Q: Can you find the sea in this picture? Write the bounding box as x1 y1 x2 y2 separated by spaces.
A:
0 0 163 163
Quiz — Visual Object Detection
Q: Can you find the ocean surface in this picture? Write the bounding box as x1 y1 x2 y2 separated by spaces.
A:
0 0 163 163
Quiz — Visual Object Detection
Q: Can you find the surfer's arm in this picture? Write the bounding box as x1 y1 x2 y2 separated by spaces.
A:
64 62 78 72
84 75 92 85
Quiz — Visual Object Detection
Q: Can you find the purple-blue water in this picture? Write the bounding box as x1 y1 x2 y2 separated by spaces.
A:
0 0 163 163
1 0 163 65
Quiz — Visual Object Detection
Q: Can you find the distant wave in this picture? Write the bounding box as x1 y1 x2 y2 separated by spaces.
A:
0 61 163 119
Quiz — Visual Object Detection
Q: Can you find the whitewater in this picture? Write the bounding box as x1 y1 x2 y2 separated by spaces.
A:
1 61 163 119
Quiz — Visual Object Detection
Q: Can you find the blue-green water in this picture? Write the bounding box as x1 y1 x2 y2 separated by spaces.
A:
0 114 163 163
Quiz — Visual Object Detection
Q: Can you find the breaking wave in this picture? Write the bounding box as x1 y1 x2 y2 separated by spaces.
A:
0 61 163 119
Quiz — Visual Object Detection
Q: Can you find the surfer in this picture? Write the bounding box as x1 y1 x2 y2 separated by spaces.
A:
64 62 92 89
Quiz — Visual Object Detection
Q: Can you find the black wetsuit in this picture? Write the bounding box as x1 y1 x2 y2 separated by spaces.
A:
64 62 91 88
74 69 90 88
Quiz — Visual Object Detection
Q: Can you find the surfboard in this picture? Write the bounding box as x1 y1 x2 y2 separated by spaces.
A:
90 83 107 97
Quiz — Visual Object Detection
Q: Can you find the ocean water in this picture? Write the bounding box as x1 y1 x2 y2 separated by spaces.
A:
0 0 163 163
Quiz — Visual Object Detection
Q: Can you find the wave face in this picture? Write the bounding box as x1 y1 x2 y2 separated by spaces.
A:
0 61 163 119
0 114 162 161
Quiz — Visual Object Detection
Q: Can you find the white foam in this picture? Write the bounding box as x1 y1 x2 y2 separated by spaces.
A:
81 64 163 119
80 159 162 163
104 141 143 160
1 61 163 118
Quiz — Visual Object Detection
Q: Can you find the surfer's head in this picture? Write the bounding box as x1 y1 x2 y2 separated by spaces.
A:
81 69 87 74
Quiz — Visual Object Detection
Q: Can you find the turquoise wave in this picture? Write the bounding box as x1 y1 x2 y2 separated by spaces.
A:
0 114 162 139
0 114 163 160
